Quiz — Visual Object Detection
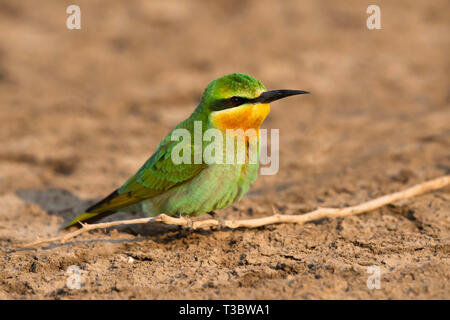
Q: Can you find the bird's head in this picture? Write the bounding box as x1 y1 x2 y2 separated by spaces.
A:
200 73 309 131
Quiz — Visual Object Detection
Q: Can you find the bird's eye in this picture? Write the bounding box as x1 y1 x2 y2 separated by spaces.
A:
229 96 245 106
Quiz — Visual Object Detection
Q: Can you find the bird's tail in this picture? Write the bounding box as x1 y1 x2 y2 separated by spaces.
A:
64 188 143 229
63 210 115 229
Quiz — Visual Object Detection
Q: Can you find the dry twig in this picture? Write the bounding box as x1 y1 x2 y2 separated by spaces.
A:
22 175 449 248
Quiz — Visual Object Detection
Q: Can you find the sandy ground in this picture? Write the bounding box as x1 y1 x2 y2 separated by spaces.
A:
0 0 449 299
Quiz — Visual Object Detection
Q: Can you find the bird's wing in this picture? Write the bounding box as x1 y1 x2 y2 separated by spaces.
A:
65 136 206 227
121 136 205 197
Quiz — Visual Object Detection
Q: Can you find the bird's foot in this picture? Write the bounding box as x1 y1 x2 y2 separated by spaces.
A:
208 211 226 229
207 211 216 218
180 214 193 229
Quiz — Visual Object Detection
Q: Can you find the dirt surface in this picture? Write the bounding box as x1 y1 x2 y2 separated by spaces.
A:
0 0 449 299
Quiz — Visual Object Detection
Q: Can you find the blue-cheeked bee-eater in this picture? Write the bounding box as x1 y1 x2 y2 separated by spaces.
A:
65 73 309 228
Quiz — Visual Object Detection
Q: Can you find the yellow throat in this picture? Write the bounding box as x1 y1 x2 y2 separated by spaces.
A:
210 103 270 132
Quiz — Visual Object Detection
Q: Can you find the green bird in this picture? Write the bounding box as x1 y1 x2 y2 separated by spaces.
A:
65 73 308 228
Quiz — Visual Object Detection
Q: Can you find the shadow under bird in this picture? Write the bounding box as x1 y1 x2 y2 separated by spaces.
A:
65 73 309 228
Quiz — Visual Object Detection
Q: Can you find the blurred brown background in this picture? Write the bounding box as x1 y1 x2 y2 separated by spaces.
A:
0 0 449 299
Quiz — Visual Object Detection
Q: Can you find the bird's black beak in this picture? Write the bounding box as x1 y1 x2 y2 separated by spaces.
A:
253 90 310 104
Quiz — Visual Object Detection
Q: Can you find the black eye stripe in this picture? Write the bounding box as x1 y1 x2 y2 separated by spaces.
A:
210 96 253 111
229 96 249 107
